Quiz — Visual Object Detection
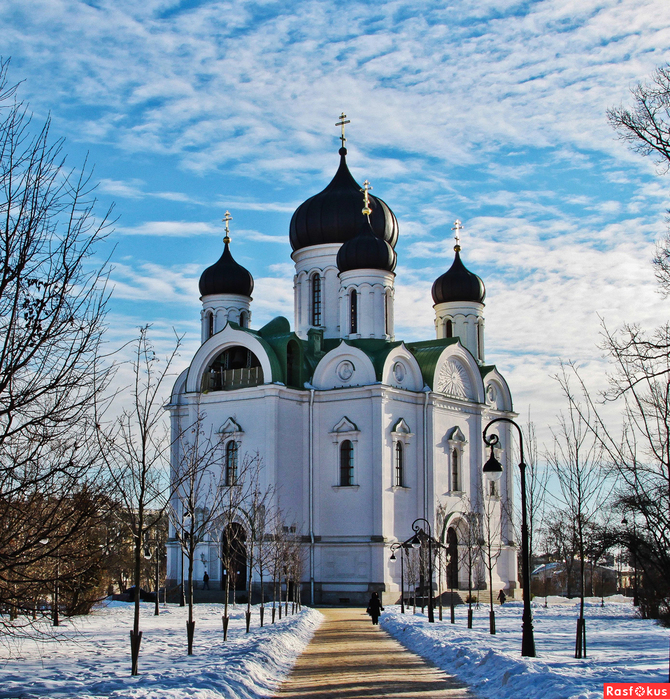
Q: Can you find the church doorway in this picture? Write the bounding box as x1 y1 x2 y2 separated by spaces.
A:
447 527 459 590
221 523 247 593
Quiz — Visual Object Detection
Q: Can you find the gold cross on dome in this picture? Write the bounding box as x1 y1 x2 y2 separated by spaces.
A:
452 219 463 251
336 112 350 148
361 180 373 217
222 211 233 244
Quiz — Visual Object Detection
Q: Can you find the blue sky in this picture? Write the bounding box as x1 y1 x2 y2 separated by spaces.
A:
2 0 670 444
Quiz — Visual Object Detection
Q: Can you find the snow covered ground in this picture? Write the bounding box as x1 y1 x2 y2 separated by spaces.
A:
0 602 322 699
382 595 669 699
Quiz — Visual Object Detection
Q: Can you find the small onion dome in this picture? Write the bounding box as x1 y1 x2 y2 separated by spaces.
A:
289 148 399 252
337 219 397 273
431 249 485 304
199 241 254 298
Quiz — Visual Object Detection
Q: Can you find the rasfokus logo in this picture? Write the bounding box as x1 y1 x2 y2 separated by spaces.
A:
604 684 670 697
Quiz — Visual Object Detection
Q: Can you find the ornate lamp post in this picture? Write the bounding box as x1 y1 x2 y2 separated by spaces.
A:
483 417 536 657
411 518 434 623
389 543 406 614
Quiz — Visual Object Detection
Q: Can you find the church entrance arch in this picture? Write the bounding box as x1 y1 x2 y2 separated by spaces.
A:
447 527 459 590
221 523 247 593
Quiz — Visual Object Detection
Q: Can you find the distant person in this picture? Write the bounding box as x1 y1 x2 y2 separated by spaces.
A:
367 592 383 625
497 589 506 605
203 571 210 590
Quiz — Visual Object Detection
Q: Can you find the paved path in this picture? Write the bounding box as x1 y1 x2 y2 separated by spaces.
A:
274 608 476 699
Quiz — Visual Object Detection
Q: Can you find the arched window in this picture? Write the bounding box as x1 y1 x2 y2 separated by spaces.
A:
201 346 264 392
340 440 354 486
311 273 322 327
206 311 214 339
451 448 459 491
384 292 389 336
445 319 453 338
395 441 404 487
477 322 483 359
489 479 497 497
225 441 238 485
349 290 357 334
239 310 248 328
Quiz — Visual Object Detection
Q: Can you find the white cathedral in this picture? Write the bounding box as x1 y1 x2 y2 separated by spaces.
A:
166 133 519 605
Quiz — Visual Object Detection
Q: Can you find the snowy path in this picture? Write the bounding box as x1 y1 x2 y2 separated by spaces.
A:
0 602 322 699
382 596 669 699
275 607 475 698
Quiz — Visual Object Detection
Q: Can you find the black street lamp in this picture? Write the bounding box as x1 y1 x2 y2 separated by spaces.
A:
389 543 406 614
411 518 435 623
483 417 536 658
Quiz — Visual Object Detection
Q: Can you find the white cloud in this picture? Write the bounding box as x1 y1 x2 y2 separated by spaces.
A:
114 221 218 236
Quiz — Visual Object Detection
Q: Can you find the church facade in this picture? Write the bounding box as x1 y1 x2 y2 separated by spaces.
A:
165 138 519 605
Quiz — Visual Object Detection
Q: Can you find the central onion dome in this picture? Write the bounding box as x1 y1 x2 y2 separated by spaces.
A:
289 147 399 252
199 239 254 298
337 218 397 273
432 248 485 305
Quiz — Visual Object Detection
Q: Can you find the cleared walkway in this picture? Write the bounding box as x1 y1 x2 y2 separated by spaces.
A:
274 608 476 699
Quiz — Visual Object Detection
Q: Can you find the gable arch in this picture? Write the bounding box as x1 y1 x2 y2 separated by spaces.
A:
483 369 513 412
381 344 424 391
433 343 485 403
186 324 277 393
312 343 377 390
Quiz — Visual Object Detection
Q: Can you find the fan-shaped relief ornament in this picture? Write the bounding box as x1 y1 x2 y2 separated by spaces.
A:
436 359 470 399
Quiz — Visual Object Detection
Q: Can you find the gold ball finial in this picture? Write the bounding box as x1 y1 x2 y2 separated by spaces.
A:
361 180 373 217
452 219 463 252
222 211 233 244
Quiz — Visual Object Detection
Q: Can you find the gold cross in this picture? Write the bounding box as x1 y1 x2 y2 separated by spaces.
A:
223 211 233 244
452 219 463 251
361 180 372 217
336 112 350 148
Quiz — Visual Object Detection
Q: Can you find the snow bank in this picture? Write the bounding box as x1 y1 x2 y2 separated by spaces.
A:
0 603 322 699
382 597 669 699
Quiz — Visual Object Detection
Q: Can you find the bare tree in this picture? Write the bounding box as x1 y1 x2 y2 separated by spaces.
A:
99 327 180 675
481 492 503 634
459 501 483 629
214 451 258 640
170 404 231 654
0 59 113 638
547 380 609 659
241 465 275 632
608 66 670 295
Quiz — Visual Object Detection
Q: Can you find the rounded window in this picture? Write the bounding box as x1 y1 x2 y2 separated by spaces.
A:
201 346 264 392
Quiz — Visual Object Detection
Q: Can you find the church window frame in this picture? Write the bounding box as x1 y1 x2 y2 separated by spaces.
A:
205 310 214 340
445 319 453 338
349 289 358 334
339 440 354 486
394 441 404 487
390 418 413 490
330 417 360 489
239 310 248 328
311 272 322 327
224 440 239 486
446 426 467 494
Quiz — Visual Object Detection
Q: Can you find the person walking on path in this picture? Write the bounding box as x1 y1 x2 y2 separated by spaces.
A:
367 591 383 625
497 589 506 605
203 572 210 590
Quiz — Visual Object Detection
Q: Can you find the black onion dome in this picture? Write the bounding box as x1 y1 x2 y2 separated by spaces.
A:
289 148 399 252
337 219 397 273
431 249 485 304
199 241 254 298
